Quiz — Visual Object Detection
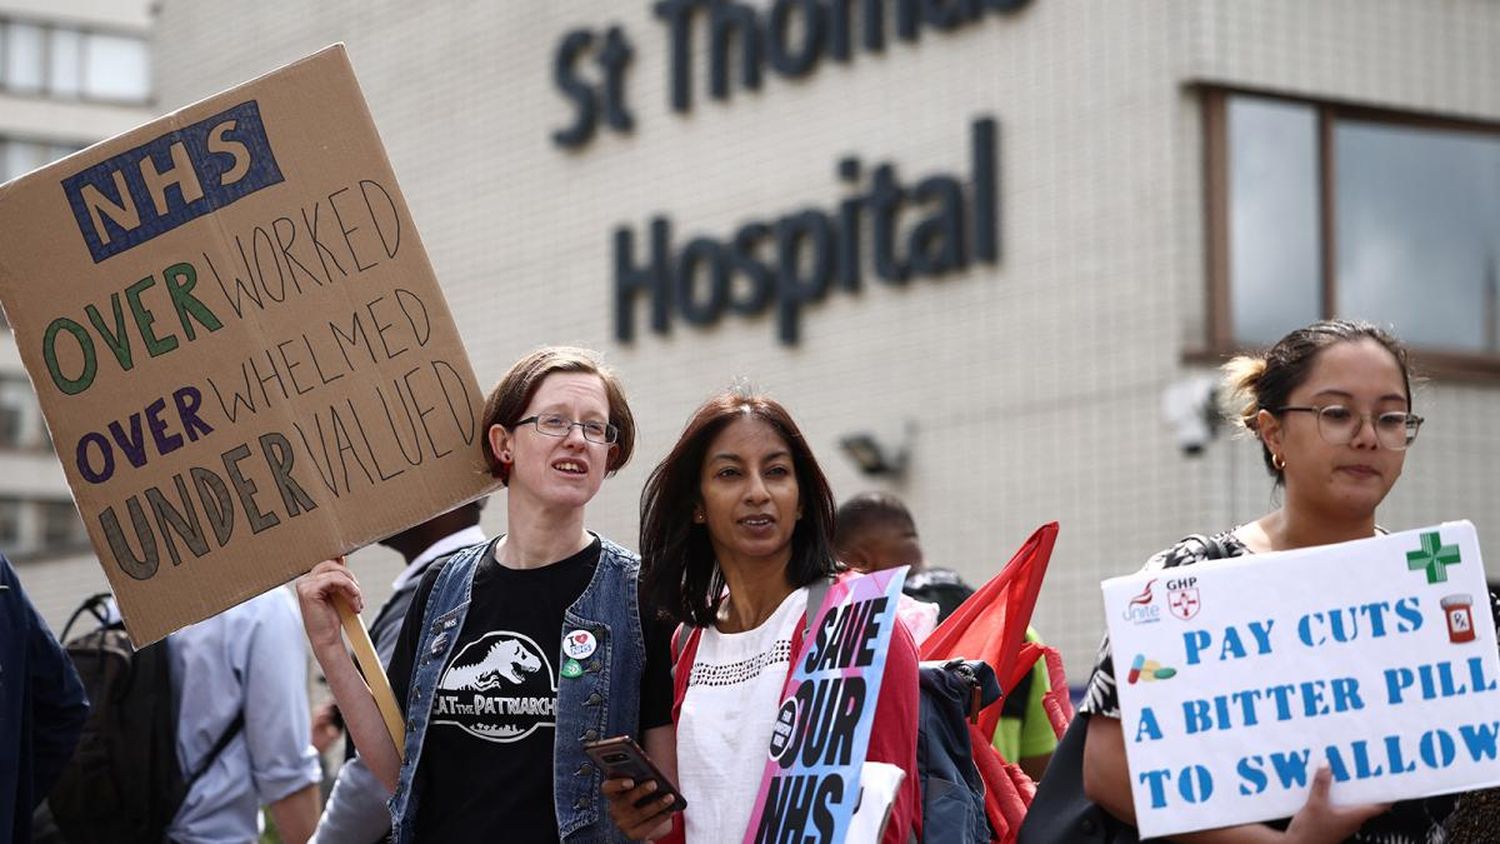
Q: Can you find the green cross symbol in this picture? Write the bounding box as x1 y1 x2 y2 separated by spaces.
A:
1406 531 1462 584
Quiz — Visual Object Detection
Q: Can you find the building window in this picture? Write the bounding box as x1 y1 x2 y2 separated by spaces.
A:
0 393 22 447
2 20 44 93
1205 90 1500 374
0 499 21 548
1 137 84 183
0 19 150 103
40 500 84 549
48 27 82 96
0 376 40 450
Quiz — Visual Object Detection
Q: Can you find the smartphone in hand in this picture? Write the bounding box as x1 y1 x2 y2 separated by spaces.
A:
584 735 688 813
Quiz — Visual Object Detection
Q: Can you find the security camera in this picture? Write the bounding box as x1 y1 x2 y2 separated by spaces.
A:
1161 375 1221 456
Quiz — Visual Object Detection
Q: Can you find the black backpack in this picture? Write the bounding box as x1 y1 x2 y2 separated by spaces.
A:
45 593 243 844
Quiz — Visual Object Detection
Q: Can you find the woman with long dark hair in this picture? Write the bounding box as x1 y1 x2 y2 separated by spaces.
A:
605 390 921 843
1080 319 1500 843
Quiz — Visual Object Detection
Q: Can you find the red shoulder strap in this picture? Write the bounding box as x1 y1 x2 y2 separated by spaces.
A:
670 624 701 724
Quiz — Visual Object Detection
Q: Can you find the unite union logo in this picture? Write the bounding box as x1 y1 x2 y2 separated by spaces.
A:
1122 577 1162 625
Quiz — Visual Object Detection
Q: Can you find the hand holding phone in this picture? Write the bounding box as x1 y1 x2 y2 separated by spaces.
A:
591 735 685 841
586 736 687 813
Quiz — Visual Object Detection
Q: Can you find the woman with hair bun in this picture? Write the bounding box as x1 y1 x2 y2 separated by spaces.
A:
1078 319 1498 842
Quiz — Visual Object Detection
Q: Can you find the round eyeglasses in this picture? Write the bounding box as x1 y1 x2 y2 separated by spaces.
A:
515 413 619 444
1273 405 1423 450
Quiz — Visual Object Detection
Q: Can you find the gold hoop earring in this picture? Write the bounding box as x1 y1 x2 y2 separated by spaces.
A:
1272 453 1286 471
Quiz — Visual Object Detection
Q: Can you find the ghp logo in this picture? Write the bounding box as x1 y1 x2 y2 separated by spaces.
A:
1167 576 1200 621
1122 578 1161 625
432 631 558 743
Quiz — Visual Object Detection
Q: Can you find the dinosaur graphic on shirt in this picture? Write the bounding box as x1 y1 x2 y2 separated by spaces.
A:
431 630 559 743
440 636 543 691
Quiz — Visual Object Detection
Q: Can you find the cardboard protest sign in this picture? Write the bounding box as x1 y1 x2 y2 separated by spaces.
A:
744 568 908 844
1101 521 1500 839
0 45 498 646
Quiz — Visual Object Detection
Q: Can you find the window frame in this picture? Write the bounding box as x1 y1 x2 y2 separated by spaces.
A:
0 16 152 106
0 498 22 548
0 374 44 453
39 499 84 549
1200 86 1500 381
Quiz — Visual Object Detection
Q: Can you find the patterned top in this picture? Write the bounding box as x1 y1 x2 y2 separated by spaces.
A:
1080 531 1250 719
1080 530 1500 844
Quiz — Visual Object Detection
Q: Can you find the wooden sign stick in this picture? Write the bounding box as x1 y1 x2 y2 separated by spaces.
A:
337 598 406 761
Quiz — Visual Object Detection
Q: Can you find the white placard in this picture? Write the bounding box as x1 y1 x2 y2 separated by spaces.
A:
1101 521 1500 839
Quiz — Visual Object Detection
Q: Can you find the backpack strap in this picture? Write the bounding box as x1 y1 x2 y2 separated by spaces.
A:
670 622 686 667
801 576 834 642
185 711 246 786
1037 645 1073 739
669 624 702 724
61 592 115 643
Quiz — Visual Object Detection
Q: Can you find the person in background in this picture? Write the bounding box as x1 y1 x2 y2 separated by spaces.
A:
0 554 88 843
902 567 976 623
168 586 323 844
834 491 1057 780
1079 319 1498 842
834 492 941 642
299 346 672 844
309 687 344 804
607 391 921 843
312 501 487 843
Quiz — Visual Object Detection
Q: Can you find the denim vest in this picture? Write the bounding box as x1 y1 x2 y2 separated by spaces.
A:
388 535 644 844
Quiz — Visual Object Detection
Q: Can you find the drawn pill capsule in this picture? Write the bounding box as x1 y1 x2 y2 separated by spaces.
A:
1154 667 1177 679
1127 654 1146 684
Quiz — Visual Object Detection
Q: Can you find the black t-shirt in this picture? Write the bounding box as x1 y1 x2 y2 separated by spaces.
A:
387 536 674 842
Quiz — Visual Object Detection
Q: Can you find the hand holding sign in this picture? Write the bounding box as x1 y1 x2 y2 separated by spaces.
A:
296 557 363 654
1284 768 1390 844
296 556 406 789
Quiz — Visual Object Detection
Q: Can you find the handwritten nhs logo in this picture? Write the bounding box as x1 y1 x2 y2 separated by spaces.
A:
61 100 283 263
1123 578 1162 625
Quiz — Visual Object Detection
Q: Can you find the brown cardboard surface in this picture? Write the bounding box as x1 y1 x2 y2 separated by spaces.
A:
0 45 499 646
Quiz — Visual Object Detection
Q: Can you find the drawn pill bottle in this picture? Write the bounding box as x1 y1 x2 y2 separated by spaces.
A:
1442 594 1475 644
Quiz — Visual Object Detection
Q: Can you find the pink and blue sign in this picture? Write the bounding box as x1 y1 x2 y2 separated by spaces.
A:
743 567 908 843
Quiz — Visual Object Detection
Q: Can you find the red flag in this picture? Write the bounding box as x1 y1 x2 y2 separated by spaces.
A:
917 523 1063 842
920 522 1059 733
